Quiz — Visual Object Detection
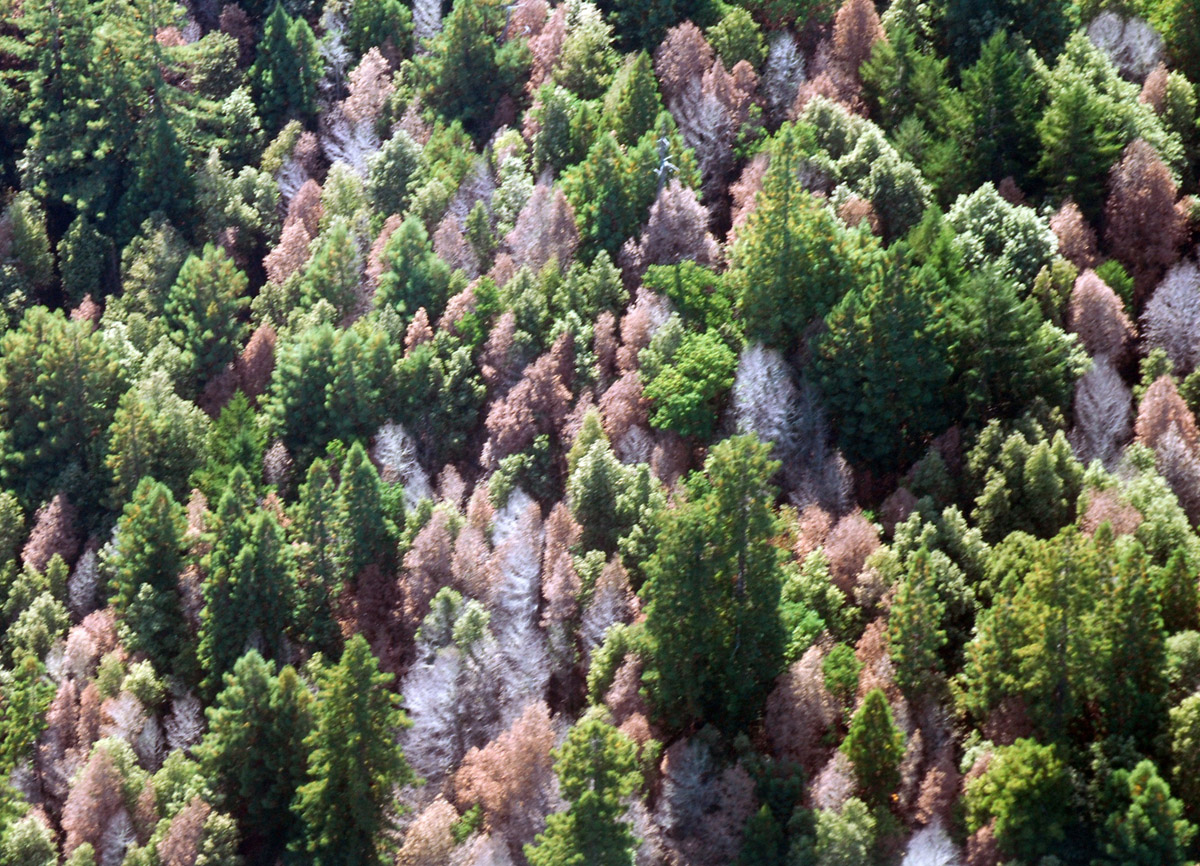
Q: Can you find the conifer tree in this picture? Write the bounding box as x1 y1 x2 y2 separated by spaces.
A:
888 547 947 696
602 53 664 146
249 2 322 132
375 216 453 322
336 441 393 576
814 256 952 471
1099 760 1195 866
293 458 343 653
107 477 187 676
1158 549 1199 634
292 634 413 866
525 711 642 866
197 651 313 866
1037 77 1125 221
642 435 786 733
730 124 879 351
164 244 250 387
1100 542 1167 748
562 132 656 262
198 468 297 695
300 218 362 321
840 688 903 810
346 0 412 61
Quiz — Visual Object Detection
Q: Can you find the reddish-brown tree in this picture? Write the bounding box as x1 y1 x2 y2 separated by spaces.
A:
1135 375 1200 452
831 0 884 82
285 179 324 238
62 746 126 857
765 645 837 774
396 798 459 866
264 220 312 286
405 308 435 353
824 511 880 596
621 180 719 282
453 701 555 844
157 796 210 866
1104 139 1188 300
401 509 456 632
343 48 394 124
1140 64 1169 112
655 23 715 106
1067 270 1134 360
505 184 579 274
22 492 81 573
484 334 574 464
1050 199 1100 270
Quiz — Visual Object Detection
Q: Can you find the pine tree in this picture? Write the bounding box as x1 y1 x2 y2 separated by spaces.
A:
197 651 313 866
1037 77 1125 221
0 307 126 511
730 124 879 351
300 218 363 321
375 216 453 322
346 0 412 61
249 2 322 132
642 435 786 733
942 0 1075 68
1157 549 1198 634
107 477 187 676
888 547 947 696
415 0 529 140
561 132 656 262
602 52 664 146
336 442 392 576
814 255 953 471
292 634 413 866
525 711 642 866
1099 760 1195 866
198 468 297 695
164 244 250 387
841 688 904 810
1099 542 1167 749
293 458 343 653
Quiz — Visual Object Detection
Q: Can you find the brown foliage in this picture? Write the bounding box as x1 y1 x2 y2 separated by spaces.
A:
966 821 1001 866
218 4 254 65
62 746 125 857
438 286 478 334
235 324 276 400
655 22 715 106
730 152 769 238
1105 139 1187 300
915 744 961 828
397 797 459 866
1080 488 1143 537
831 0 884 81
505 183 579 274
764 645 836 774
340 563 406 676
526 5 567 94
23 492 81 573
264 219 312 286
824 511 879 596
76 682 102 753
594 311 619 386
620 180 718 284
650 429 691 487
451 524 494 600
1155 425 1200 524
401 509 456 631
1068 270 1134 360
1135 375 1200 452
598 370 649 444
837 196 880 233
343 48 394 124
71 294 102 325
158 797 210 866
37 678 79 805
604 656 649 724
285 179 324 238
293 131 322 178
1140 63 1169 113
433 214 480 279
366 215 404 288
453 701 555 843
484 334 574 465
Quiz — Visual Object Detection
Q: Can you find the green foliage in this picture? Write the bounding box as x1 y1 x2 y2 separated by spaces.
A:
336 441 394 575
375 216 453 321
57 213 110 305
642 330 736 440
197 651 313 862
888 547 947 695
707 8 766 70
346 0 412 60
1170 694 1200 820
642 435 786 734
813 798 875 866
0 654 53 777
525 711 642 866
840 689 904 810
970 426 1083 542
367 132 423 218
814 254 953 471
107 477 188 676
392 335 485 467
568 436 662 556
942 0 1076 68
601 53 663 147
165 244 249 387
731 124 880 350
415 0 530 140
266 321 395 466
106 371 211 507
198 470 298 695
0 306 127 511
291 634 413 866
822 644 861 711
300 218 363 321
965 738 1075 863
0 814 56 866
249 2 322 131
561 131 656 261
1097 759 1196 866
192 392 267 500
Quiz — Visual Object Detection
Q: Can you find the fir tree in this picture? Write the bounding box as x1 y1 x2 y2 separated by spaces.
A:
888 547 947 696
375 216 453 322
336 441 393 577
164 244 250 387
249 2 322 132
1099 760 1195 866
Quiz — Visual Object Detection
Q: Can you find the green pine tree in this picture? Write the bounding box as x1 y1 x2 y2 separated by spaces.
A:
249 2 322 132
888 547 947 696
336 442 393 577
840 689 904 811
525 711 642 866
164 244 249 387
197 651 313 866
642 435 786 733
291 634 413 866
107 477 188 676
601 52 664 146
374 216 452 322
1099 760 1195 866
